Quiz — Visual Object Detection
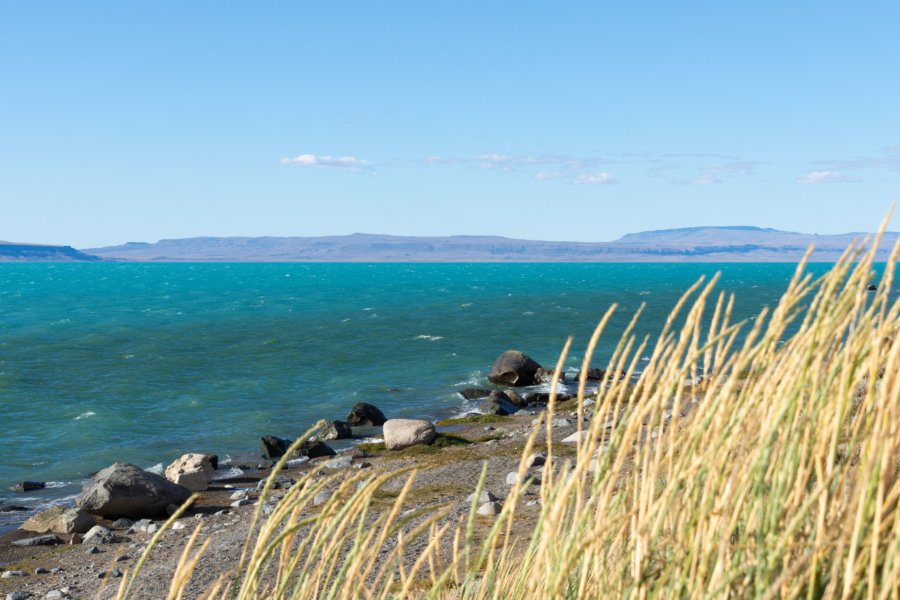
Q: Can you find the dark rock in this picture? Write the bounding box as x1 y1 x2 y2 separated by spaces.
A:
478 391 518 415
208 455 219 470
503 390 527 407
76 462 192 519
11 535 62 547
311 420 352 442
575 367 606 381
291 441 336 459
487 351 542 387
524 392 574 404
346 403 387 426
458 388 492 400
0 505 29 512
868 283 878 291
34 567 49 574
260 435 291 459
534 368 565 384
112 518 134 528
11 481 45 493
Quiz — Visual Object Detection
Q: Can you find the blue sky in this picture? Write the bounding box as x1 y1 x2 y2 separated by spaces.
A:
1 2 898 248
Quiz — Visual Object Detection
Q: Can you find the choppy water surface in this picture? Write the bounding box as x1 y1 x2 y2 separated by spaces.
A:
0 262 830 530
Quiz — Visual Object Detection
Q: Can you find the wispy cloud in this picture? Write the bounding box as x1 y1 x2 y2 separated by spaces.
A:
533 171 567 182
279 153 370 173
795 170 862 184
679 162 758 185
574 172 617 185
421 152 593 170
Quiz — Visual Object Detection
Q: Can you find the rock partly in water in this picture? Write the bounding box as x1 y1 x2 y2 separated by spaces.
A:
533 367 565 384
76 462 192 519
346 402 387 426
260 435 291 459
457 388 492 400
10 481 45 493
164 453 218 492
487 351 542 387
20 507 94 535
311 420 353 442
478 391 518 416
503 390 527 407
524 392 574 404
383 419 436 451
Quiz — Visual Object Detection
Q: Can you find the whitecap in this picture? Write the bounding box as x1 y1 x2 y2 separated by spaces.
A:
74 411 96 420
460 302 473 307
145 463 164 475
414 335 444 341
363 307 373 311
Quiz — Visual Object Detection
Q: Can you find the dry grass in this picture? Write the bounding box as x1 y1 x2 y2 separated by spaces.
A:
111 212 900 598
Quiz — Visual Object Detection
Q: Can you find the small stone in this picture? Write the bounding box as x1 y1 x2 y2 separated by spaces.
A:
553 418 573 427
172 521 187 530
229 490 249 500
506 471 541 486
477 501 502 515
112 518 134 528
323 456 353 470
6 591 33 600
34 568 49 574
46 591 65 599
213 509 229 516
313 491 331 505
85 546 101 554
523 452 546 470
114 555 129 562
352 461 371 469
531 418 542 426
231 499 251 507
1 571 27 578
466 490 498 504
261 504 274 515
483 426 495 431
50 568 62 574
110 568 122 578
285 457 310 469
526 500 539 507
583 398 596 407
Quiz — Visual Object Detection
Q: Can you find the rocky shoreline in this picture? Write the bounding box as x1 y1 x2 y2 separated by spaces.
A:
0 351 608 600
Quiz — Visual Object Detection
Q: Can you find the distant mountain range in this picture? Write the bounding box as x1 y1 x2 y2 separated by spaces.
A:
0 241 101 262
2 227 898 262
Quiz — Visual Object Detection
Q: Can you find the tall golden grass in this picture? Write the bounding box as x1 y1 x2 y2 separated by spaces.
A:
113 215 900 599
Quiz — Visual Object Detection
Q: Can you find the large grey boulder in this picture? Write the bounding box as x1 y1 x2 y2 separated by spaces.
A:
346 403 387 426
20 507 94 534
487 351 542 387
76 462 192 519
383 419 436 450
165 453 217 492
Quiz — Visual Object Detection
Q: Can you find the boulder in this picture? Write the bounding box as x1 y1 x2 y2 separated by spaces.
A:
575 367 606 381
487 351 542 387
21 507 94 534
82 525 116 545
260 435 291 459
524 392 574 405
165 453 217 492
346 403 387 426
11 481 45 493
76 462 192 519
503 390 527 407
478 391 517 416
383 419 436 450
458 388 492 400
311 420 353 442
477 501 503 515
534 368 565 384
290 441 336 459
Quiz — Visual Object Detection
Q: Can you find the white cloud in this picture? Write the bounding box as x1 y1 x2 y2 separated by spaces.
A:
795 170 862 184
574 172 616 185
279 153 370 173
533 171 567 181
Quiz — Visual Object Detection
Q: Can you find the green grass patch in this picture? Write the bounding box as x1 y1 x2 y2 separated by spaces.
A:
437 414 514 426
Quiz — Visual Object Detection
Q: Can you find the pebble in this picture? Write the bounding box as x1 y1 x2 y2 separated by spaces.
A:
49 568 62 574
583 398 596 407
526 500 539 507
112 518 134 528
1 571 27 578
85 547 101 555
313 491 331 505
523 452 546 470
213 509 230 516
114 555 129 562
506 471 541 486
6 591 32 600
476 501 503 516
352 462 371 469
324 456 353 470
483 426 495 431
285 457 310 469
553 418 574 427
466 490 498 504
83 526 115 545
34 568 49 575
229 490 249 501
172 521 187 530
12 536 62 547
45 591 66 599
231 499 251 507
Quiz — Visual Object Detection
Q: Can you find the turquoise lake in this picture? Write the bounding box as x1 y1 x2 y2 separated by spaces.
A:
0 262 836 531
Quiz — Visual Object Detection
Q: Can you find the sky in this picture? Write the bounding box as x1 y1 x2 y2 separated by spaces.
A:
1 1 899 248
